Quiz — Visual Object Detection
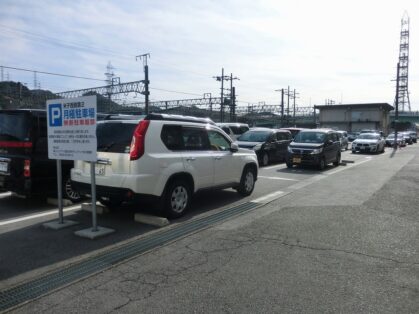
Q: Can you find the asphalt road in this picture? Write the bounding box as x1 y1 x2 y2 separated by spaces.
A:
2 145 419 313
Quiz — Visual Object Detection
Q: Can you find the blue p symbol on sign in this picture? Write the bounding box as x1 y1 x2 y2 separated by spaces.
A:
49 103 62 127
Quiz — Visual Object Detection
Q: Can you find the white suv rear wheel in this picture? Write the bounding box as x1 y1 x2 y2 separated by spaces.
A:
165 180 191 218
237 167 255 196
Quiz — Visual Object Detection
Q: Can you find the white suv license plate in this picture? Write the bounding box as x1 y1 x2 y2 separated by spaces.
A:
95 164 105 176
0 161 8 173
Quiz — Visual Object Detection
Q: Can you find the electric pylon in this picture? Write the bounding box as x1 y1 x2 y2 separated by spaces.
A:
396 12 411 112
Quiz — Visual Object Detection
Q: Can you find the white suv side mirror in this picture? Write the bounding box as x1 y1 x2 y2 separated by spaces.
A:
230 142 239 152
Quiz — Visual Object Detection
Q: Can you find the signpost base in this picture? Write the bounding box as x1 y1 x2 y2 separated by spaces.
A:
74 226 115 239
43 220 79 230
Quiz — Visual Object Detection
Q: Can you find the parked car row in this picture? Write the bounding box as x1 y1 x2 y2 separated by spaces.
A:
2 109 414 218
384 131 417 147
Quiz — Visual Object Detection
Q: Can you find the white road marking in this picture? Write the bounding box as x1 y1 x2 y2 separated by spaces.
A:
327 159 371 175
258 176 299 181
262 164 286 170
252 190 284 203
0 205 80 226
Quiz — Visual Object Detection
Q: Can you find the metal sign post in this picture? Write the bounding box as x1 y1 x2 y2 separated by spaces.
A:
57 159 63 224
43 158 76 230
90 161 98 232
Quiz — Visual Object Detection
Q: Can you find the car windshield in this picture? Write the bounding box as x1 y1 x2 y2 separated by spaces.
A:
293 131 326 143
238 130 271 142
358 134 380 140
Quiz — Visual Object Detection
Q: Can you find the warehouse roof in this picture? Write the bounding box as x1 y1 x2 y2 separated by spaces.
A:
314 103 394 111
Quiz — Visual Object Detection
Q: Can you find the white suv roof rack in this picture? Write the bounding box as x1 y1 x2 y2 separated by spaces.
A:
145 113 215 125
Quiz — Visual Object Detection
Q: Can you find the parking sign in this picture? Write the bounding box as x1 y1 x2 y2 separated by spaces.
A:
47 95 97 161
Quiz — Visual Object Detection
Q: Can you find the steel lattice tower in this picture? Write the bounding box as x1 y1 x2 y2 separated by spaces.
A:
396 12 411 112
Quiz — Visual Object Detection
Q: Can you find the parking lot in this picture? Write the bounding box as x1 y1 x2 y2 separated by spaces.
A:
1 144 419 312
0 147 399 277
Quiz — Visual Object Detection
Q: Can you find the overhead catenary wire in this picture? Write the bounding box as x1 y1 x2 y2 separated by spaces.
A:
0 65 105 82
0 65 208 98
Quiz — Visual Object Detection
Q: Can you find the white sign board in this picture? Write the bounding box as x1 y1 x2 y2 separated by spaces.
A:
47 95 97 161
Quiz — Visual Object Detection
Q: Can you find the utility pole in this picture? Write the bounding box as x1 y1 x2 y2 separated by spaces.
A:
136 53 151 114
213 68 232 122
395 63 400 149
110 77 120 112
105 62 115 113
293 89 300 127
220 68 224 122
284 86 294 127
204 93 212 117
0 66 3 81
226 73 239 122
231 86 236 121
275 89 285 127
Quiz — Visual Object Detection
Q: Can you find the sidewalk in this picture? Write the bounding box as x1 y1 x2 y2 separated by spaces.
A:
9 146 419 314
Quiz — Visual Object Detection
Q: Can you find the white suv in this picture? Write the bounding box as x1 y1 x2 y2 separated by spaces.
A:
71 114 258 218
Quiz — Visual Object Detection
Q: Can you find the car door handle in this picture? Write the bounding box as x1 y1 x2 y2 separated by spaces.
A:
214 156 222 160
97 158 112 165
185 157 196 162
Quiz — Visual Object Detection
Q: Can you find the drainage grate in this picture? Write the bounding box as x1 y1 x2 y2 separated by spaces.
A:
0 201 259 311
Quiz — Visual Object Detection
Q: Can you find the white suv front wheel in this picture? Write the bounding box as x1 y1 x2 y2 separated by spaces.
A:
164 180 191 218
237 167 256 196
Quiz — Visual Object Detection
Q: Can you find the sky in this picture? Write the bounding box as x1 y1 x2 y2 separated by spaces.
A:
1 0 419 111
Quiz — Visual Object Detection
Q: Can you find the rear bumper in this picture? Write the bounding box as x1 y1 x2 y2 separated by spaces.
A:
72 181 160 204
0 175 31 196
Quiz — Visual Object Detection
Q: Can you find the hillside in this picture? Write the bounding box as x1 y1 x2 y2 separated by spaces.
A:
0 81 125 113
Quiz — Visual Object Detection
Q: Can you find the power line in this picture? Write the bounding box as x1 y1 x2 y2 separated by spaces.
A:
1 64 205 97
0 25 220 81
0 65 105 82
150 87 202 97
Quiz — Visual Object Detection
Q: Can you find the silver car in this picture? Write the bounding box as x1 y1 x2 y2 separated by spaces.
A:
337 131 349 150
352 133 385 154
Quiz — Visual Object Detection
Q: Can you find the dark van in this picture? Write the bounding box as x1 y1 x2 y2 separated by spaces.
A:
236 128 292 166
286 129 341 170
0 109 81 201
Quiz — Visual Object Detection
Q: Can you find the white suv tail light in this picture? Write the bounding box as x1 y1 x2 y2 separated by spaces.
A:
130 120 150 160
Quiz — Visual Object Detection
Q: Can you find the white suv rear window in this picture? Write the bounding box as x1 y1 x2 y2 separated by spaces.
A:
97 122 137 153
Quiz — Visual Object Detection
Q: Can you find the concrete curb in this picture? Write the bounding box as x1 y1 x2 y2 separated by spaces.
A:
134 213 170 227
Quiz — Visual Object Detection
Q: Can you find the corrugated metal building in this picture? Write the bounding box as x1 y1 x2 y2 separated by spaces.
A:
314 103 394 133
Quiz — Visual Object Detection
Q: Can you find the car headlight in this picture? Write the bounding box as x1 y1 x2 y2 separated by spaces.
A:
253 144 262 151
287 146 293 153
310 148 323 154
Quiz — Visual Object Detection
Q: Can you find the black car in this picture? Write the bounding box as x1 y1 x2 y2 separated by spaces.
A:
279 127 306 139
401 132 414 145
286 129 341 170
0 109 81 201
236 128 292 166
408 131 417 143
